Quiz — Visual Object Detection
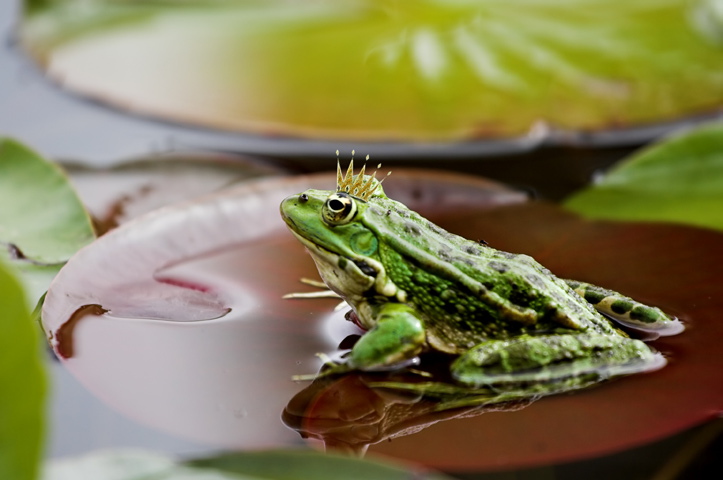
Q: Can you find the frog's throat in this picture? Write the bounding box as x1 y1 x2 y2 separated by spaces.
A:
289 231 405 322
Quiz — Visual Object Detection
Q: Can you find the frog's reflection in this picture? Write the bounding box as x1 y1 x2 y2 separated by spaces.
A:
282 351 534 456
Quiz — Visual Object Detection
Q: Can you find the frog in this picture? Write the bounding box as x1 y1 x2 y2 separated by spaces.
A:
279 161 683 390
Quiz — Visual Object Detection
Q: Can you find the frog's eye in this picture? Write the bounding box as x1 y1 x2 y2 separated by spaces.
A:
323 192 357 225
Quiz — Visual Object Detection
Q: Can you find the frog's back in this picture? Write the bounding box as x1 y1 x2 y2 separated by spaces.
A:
363 196 618 353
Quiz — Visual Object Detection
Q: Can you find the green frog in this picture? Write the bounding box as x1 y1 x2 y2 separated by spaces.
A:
280 162 683 390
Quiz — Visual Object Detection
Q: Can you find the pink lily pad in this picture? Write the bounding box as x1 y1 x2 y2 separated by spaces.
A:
40 173 721 471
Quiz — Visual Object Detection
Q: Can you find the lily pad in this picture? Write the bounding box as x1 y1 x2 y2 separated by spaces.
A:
65 153 287 234
0 138 95 306
0 260 46 480
40 172 722 471
43 449 453 480
39 171 523 451
19 0 723 142
0 138 95 264
565 122 723 232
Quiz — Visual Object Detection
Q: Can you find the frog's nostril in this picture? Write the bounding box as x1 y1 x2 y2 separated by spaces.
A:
299 193 309 203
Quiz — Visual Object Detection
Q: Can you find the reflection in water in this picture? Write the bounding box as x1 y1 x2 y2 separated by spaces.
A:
281 343 628 456
283 365 534 456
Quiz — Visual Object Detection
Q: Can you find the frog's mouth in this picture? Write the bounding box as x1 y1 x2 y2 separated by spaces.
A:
288 230 378 297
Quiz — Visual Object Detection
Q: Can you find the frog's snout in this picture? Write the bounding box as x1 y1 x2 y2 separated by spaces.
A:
279 194 298 226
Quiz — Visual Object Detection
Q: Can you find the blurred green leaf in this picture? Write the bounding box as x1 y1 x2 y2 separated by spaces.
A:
20 1 723 141
0 259 46 480
43 449 454 480
0 139 95 306
564 122 723 232
186 449 453 480
0 138 95 264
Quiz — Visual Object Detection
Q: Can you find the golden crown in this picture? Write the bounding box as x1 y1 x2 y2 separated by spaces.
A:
336 150 390 201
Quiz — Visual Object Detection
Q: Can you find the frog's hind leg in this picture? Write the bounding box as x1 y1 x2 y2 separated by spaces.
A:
565 280 683 336
451 334 664 390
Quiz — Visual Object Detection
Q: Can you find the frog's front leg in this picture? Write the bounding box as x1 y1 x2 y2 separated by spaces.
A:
451 333 663 389
565 280 683 335
349 303 426 370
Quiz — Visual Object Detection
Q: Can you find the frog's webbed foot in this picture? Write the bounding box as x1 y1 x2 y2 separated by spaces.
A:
283 278 347 311
451 334 664 391
349 303 426 371
565 279 683 336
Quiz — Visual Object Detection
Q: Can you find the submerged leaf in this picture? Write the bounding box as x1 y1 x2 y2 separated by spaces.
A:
0 260 46 480
564 122 723 231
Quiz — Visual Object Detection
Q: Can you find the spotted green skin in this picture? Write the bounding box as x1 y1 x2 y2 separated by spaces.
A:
280 182 681 389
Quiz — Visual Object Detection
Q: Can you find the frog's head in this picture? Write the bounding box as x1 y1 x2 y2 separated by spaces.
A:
280 188 384 296
280 167 400 327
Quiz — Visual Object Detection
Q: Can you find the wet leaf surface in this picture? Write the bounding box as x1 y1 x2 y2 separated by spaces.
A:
565 122 723 232
20 0 723 142
40 173 722 471
0 260 46 480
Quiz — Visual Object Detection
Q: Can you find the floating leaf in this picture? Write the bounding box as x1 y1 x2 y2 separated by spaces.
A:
0 138 95 264
39 173 722 470
42 449 453 480
187 450 453 480
38 171 523 455
19 0 723 142
565 122 723 231
0 138 95 306
65 154 286 234
0 259 46 480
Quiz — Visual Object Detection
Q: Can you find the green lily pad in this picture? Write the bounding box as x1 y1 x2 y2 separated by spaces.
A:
564 122 723 232
0 260 46 480
19 0 723 142
0 138 95 306
0 138 95 264
43 449 453 480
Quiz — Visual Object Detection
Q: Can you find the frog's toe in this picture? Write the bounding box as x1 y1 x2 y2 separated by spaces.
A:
451 334 664 388
566 280 683 336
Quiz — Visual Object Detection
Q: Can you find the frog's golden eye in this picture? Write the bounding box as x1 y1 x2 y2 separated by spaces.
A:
323 192 357 225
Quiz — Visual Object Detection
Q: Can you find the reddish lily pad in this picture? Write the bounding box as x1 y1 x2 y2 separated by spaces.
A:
40 171 523 451
40 173 721 471
19 0 723 143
